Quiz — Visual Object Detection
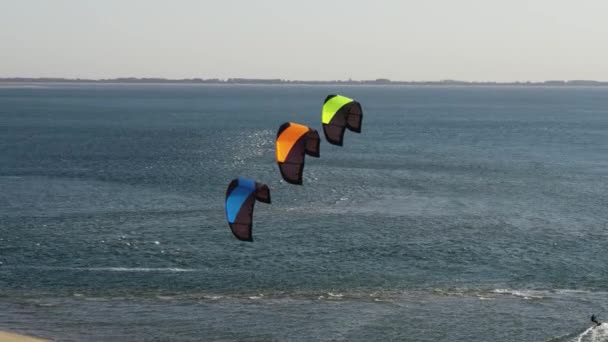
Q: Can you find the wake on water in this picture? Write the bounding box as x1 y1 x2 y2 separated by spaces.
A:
552 324 608 342
572 324 608 342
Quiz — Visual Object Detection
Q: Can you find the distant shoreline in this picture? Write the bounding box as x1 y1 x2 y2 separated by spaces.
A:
1 77 608 86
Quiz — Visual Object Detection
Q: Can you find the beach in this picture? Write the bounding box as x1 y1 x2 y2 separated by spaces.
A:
0 331 47 342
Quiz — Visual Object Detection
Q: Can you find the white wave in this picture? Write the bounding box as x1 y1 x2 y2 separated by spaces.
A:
553 289 596 296
491 288 545 300
205 295 223 300
156 296 175 300
373 298 393 303
571 324 608 342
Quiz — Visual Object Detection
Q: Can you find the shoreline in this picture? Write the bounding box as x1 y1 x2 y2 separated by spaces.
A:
0 331 49 342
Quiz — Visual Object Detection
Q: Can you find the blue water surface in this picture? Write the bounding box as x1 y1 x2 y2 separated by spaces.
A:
0 84 607 341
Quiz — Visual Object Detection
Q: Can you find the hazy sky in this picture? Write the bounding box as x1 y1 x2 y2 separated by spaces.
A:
1 0 607 81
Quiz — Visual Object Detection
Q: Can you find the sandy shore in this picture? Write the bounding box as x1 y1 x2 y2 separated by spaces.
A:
0 331 49 342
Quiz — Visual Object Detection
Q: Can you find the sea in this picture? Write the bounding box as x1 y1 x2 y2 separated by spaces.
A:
0 83 607 341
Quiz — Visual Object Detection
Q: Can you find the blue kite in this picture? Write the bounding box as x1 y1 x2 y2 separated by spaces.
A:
225 178 271 241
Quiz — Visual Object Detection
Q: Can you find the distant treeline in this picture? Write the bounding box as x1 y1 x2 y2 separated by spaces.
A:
1 77 607 86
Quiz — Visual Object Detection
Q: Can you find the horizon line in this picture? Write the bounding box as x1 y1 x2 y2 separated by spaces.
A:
1 77 608 86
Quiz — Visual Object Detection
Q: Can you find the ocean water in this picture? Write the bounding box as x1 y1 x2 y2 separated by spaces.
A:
0 83 607 341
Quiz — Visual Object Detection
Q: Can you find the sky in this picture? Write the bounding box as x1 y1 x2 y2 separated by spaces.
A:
1 0 607 81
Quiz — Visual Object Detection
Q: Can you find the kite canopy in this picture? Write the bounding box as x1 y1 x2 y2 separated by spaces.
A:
321 94 363 146
275 122 320 185
225 178 271 241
